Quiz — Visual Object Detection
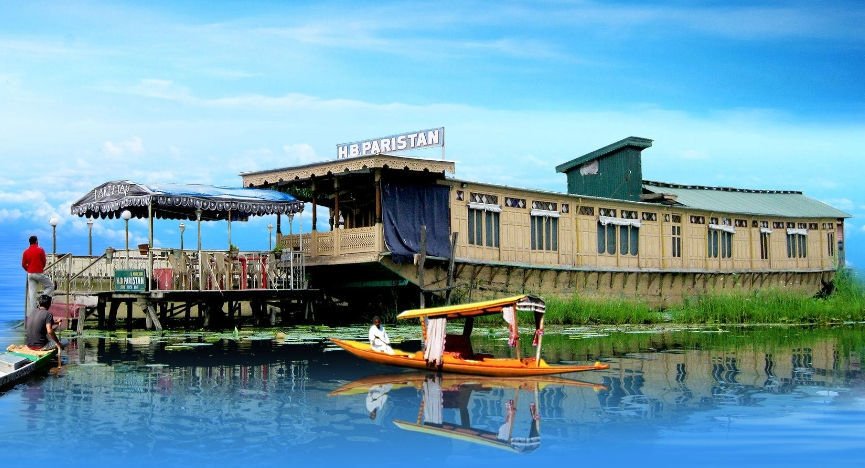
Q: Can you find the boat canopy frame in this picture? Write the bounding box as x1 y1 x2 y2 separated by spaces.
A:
397 294 548 367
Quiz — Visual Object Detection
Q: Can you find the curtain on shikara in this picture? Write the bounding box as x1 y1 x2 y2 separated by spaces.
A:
381 181 451 262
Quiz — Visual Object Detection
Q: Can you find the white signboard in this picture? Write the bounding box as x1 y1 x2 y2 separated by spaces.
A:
337 127 444 159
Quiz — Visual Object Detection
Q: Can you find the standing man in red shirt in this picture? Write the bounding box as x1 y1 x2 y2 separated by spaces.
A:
22 235 55 316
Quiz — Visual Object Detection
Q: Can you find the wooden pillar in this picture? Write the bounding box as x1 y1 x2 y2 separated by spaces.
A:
333 178 340 231
144 300 163 331
446 232 458 305
374 170 382 224
125 300 133 331
97 297 106 329
418 225 427 309
107 300 120 330
311 181 317 231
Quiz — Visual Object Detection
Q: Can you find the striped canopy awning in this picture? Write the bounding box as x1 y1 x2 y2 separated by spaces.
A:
71 180 304 221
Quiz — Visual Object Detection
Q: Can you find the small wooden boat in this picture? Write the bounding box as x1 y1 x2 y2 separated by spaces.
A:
0 345 58 392
329 294 609 377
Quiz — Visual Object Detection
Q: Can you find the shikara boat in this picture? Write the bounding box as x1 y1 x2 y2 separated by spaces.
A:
329 294 609 377
0 345 58 392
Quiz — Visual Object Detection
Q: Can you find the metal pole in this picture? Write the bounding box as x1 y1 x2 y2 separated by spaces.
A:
52 225 57 256
87 218 93 256
125 218 129 268
227 209 232 250
268 224 273 250
197 209 203 291
179 223 185 253
147 202 154 291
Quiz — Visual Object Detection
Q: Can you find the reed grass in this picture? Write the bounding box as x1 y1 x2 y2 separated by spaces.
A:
540 268 865 325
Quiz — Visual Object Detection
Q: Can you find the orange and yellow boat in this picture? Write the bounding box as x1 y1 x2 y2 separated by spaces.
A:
329 294 609 377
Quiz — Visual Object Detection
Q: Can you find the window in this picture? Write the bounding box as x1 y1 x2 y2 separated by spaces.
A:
708 228 733 258
671 225 682 258
531 201 559 251
467 192 500 248
467 207 500 247
532 215 558 251
787 232 807 258
598 222 638 256
619 225 639 255
760 231 770 260
597 222 616 254
828 232 835 257
578 206 595 216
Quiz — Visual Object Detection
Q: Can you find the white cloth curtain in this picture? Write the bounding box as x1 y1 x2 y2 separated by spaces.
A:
787 228 808 236
599 215 641 227
424 317 447 366
708 223 736 234
579 160 599 175
502 306 515 326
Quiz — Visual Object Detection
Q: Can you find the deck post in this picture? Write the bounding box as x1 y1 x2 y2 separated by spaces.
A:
311 181 317 231
148 202 154 292
374 170 382 224
418 225 427 309
125 300 133 331
446 232 458 305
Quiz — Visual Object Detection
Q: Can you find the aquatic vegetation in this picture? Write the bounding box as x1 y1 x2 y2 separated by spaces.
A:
537 268 865 325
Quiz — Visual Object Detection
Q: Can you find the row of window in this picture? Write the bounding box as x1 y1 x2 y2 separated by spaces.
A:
466 206 837 260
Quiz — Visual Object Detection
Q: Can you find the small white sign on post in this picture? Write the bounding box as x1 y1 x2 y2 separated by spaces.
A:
337 127 445 159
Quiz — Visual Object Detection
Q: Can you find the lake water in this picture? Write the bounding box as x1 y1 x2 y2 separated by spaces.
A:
2 239 865 467
2 321 864 467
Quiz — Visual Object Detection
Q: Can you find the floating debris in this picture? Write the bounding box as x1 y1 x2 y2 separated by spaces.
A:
165 345 193 351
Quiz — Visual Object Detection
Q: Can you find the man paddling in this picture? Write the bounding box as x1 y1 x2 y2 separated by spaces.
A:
368 316 394 355
22 235 55 316
26 295 64 351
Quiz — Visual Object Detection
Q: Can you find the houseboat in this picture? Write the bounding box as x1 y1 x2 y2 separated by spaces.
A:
240 130 849 310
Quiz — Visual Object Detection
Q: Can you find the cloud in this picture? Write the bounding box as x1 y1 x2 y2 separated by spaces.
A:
102 136 145 157
0 208 23 222
282 143 321 165
827 198 856 211
678 149 708 161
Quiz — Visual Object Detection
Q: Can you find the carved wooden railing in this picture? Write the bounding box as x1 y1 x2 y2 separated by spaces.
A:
279 225 381 259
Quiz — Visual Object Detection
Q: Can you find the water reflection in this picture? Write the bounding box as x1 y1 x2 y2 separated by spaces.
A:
1 324 864 466
331 373 605 453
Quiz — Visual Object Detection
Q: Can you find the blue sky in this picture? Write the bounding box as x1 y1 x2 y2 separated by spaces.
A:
1 0 863 267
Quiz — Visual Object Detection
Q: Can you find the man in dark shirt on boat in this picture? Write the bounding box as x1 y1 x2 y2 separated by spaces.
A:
26 295 64 351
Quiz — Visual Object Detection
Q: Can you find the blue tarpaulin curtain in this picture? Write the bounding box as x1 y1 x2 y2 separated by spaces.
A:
382 181 451 263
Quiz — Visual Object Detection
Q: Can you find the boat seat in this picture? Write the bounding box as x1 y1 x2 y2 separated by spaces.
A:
0 353 31 372
444 334 474 359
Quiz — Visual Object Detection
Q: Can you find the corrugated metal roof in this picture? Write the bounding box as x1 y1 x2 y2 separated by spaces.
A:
643 181 850 218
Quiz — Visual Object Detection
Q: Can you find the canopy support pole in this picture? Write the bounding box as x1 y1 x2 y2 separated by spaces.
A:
148 202 154 292
227 208 232 250
535 316 545 367
197 209 203 291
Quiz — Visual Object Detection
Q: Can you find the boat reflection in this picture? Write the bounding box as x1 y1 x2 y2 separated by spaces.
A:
331 373 606 453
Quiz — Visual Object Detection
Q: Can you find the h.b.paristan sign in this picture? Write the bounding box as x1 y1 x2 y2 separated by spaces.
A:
337 127 444 159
